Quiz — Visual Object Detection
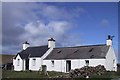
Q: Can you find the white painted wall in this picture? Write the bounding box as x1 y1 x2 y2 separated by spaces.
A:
43 60 66 72
29 58 42 71
43 59 106 73
29 48 54 71
13 54 24 71
105 46 117 71
71 59 106 70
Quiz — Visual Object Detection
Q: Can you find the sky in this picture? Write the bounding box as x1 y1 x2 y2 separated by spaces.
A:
2 2 119 62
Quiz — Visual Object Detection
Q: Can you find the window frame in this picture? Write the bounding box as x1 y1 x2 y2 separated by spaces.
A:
85 60 89 66
51 60 54 67
17 59 20 66
33 59 36 66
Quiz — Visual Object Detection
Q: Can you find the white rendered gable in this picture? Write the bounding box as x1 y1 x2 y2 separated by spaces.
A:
105 46 117 71
29 48 53 71
13 54 24 71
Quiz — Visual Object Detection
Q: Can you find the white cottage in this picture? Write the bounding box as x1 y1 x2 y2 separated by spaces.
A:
13 38 55 71
13 35 117 72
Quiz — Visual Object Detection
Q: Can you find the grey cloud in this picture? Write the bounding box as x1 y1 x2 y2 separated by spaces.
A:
2 2 84 54
19 21 72 46
2 2 41 53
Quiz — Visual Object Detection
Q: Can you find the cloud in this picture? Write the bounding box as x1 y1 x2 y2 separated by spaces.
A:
2 2 84 54
39 5 85 21
100 19 110 27
20 20 72 46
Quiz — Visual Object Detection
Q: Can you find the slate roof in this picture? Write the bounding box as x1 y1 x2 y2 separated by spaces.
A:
45 44 110 60
14 45 49 59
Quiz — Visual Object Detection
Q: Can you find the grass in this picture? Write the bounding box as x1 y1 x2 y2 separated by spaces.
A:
2 70 66 78
91 71 120 78
1 70 120 79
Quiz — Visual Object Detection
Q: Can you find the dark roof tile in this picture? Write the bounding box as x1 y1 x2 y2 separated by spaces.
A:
15 45 49 59
45 44 109 60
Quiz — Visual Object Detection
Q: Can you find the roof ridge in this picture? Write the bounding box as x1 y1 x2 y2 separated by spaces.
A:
28 45 48 48
54 44 106 49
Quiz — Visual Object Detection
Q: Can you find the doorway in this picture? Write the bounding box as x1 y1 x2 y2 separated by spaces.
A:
25 59 29 70
66 60 71 72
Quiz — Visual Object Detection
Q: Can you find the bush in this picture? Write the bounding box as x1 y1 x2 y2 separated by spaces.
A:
69 65 106 78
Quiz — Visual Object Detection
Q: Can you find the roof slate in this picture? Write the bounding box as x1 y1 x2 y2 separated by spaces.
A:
14 45 49 59
44 44 110 60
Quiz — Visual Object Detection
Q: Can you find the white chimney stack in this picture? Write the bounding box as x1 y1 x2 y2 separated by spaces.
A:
106 35 113 46
23 41 30 50
48 38 55 48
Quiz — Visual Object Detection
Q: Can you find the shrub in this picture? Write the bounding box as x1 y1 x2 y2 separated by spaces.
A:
69 65 106 78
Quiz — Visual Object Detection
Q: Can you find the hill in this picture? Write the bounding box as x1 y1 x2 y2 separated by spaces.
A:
0 54 15 65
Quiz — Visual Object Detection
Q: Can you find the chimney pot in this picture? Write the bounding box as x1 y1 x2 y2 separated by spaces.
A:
48 38 55 48
23 41 30 50
106 35 112 46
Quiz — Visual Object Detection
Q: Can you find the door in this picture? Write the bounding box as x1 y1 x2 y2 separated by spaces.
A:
25 59 29 70
66 60 71 72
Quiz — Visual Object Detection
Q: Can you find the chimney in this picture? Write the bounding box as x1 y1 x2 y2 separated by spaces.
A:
23 41 30 50
106 35 112 46
48 38 55 48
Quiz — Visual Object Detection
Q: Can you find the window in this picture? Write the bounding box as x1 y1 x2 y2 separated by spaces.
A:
113 59 115 71
17 59 20 66
74 50 79 53
58 50 62 53
90 55 95 58
113 59 115 67
51 60 54 67
89 48 94 52
33 59 36 66
113 59 115 64
85 60 89 66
